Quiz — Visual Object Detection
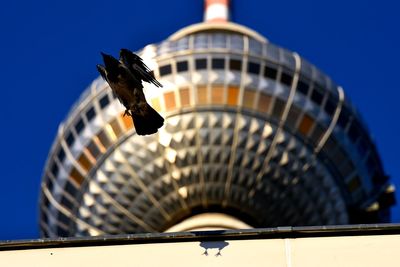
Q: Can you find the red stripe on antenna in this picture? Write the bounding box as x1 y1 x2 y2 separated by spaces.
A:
206 0 229 5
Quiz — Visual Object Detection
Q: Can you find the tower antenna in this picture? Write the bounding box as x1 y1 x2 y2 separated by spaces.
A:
204 0 230 22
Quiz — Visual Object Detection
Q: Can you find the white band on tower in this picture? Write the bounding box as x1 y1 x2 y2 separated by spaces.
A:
204 0 230 22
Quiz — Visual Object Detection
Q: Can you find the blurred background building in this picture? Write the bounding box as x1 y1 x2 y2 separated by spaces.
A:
39 0 396 237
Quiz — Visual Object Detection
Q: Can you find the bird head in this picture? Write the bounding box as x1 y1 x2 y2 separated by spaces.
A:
101 52 120 70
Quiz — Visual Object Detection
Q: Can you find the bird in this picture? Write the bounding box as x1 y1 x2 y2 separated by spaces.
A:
96 52 164 136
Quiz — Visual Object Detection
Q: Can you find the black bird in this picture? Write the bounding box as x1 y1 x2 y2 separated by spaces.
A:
119 48 163 88
97 52 164 135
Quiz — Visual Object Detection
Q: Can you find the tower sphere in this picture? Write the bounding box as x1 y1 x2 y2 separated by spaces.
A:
39 9 395 237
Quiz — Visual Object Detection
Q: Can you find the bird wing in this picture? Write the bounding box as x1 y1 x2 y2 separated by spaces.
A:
120 48 163 88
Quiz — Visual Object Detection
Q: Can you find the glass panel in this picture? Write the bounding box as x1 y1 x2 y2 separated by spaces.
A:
286 105 301 130
177 61 188 72
50 162 59 177
311 87 324 105
248 61 260 75
164 91 176 111
193 33 208 49
65 181 78 196
110 119 122 138
249 38 262 55
272 98 285 118
57 148 66 162
230 34 244 51
298 114 314 136
229 59 242 71
197 86 208 104
78 152 92 171
93 136 106 153
60 196 74 211
211 86 224 104
324 94 337 116
75 118 84 135
297 78 310 96
227 86 239 106
211 33 227 48
195 58 207 70
310 123 325 145
87 140 101 159
280 70 293 87
264 63 278 80
151 98 161 112
84 148 96 163
58 212 70 226
243 89 256 109
258 93 271 113
46 176 53 194
99 94 110 109
120 113 133 130
266 43 280 62
65 132 75 146
212 58 225 69
176 37 189 50
85 106 96 122
179 87 191 107
42 194 50 206
159 64 172 76
70 167 84 185
97 130 112 148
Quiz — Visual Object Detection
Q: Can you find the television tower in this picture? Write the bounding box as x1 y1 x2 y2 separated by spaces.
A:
39 0 395 237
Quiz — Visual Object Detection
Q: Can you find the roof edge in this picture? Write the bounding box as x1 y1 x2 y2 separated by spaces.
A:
2 224 400 251
168 22 268 43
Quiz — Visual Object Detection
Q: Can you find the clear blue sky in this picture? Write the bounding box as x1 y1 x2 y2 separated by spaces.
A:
0 0 399 240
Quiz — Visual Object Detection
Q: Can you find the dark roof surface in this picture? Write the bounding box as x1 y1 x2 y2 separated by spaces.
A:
2 224 400 251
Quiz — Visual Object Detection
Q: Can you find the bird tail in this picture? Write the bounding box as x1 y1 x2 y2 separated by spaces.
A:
131 104 164 136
